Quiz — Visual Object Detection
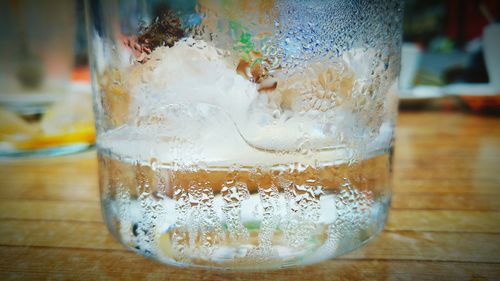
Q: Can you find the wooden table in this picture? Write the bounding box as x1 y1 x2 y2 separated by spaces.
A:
1 111 499 280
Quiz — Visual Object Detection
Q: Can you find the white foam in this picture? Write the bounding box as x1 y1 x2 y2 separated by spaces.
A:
125 38 259 127
99 39 393 166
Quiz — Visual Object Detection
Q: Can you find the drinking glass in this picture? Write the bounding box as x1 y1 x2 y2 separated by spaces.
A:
86 0 403 270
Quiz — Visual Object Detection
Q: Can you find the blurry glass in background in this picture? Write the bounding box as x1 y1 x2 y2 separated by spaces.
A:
0 0 94 157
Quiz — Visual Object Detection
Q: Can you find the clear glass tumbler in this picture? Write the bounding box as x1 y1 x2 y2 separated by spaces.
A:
86 0 403 270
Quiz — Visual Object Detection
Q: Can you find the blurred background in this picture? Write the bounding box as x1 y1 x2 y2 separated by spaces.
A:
0 0 91 157
400 0 500 111
0 0 499 158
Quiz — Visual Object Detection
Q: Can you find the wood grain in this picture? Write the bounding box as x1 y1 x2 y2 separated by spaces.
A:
1 246 499 281
0 219 498 263
0 247 498 281
0 111 499 280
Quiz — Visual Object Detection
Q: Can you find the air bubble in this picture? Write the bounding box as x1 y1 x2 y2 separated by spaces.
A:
272 109 281 119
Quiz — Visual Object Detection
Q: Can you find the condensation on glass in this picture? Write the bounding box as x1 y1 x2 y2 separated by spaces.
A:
86 0 403 270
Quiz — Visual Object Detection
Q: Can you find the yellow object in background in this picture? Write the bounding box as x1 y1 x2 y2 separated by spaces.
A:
0 90 95 152
40 90 94 136
0 108 39 138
